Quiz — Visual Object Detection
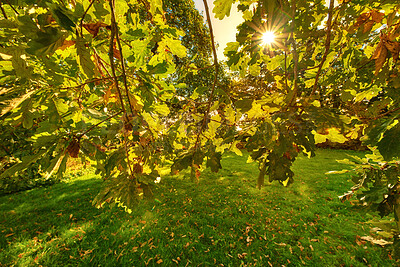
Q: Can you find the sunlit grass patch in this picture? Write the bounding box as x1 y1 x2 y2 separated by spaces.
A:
0 149 396 266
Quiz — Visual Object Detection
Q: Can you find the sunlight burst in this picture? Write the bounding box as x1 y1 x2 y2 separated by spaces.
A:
261 31 276 45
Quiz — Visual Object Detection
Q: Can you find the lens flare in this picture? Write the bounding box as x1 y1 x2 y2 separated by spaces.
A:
262 31 276 45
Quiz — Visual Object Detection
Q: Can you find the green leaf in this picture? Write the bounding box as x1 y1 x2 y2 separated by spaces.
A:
76 36 96 80
48 4 76 32
25 28 66 56
213 0 235 20
206 151 222 172
377 123 400 161
0 150 47 179
171 152 193 174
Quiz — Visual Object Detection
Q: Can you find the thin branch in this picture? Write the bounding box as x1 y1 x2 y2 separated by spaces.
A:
284 50 288 93
108 0 134 180
78 111 123 138
0 1 8 19
3 0 18 15
112 11 135 116
360 106 400 121
288 1 299 107
80 0 95 37
191 0 220 164
108 0 126 114
310 0 335 97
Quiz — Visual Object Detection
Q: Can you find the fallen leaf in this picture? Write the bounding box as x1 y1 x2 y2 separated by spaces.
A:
156 259 163 264
361 236 393 246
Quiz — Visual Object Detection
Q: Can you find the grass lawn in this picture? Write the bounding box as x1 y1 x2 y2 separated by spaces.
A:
0 149 396 266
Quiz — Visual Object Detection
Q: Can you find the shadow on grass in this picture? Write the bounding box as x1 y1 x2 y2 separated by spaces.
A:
0 150 397 266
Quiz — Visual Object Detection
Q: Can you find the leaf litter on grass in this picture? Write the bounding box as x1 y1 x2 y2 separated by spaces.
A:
0 150 397 266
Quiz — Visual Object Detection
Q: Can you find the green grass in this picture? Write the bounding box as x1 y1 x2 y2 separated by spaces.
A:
0 149 396 266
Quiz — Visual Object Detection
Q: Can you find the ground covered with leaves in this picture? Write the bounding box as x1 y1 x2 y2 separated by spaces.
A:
0 149 396 266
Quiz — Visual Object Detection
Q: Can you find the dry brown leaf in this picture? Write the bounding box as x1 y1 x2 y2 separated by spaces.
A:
67 138 80 158
354 12 371 27
371 10 384 23
372 38 388 75
59 40 76 51
363 20 374 33
384 40 400 61
83 22 110 37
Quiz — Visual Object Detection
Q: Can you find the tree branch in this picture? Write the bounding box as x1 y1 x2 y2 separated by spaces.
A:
192 0 220 154
310 0 335 97
108 0 126 114
3 0 18 15
0 1 8 19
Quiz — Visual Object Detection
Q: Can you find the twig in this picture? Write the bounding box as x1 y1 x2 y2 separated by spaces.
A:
359 106 400 121
3 0 18 15
80 0 95 37
0 2 8 19
288 1 299 107
310 0 335 97
78 111 123 138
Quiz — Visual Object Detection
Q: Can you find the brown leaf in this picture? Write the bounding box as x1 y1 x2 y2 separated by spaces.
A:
132 163 143 174
354 12 371 28
83 22 110 37
384 40 400 61
372 38 388 75
363 20 374 33
156 259 163 264
59 40 76 51
390 23 400 40
67 137 80 158
371 10 384 23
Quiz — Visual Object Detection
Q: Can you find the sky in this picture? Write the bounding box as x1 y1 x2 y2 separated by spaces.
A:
193 0 243 60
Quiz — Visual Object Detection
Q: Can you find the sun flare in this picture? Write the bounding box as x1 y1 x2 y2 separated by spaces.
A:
261 31 276 45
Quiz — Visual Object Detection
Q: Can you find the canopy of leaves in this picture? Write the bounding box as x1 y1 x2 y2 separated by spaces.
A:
1 1 400 251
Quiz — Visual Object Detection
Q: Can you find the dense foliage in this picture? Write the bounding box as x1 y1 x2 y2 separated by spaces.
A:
0 0 399 256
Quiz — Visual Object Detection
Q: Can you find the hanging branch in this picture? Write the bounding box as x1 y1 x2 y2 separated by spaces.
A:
192 0 219 153
112 11 135 116
310 0 335 97
108 0 126 114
